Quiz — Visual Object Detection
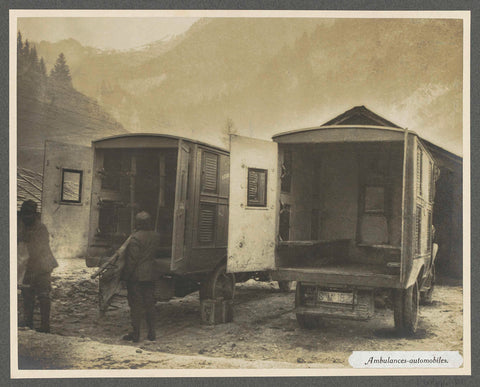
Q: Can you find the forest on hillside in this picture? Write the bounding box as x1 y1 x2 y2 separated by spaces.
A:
17 32 126 172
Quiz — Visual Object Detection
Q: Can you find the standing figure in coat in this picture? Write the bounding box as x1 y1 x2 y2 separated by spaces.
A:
121 211 162 342
18 200 58 333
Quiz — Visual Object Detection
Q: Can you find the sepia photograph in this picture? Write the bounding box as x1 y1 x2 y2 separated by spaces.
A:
10 9 469 377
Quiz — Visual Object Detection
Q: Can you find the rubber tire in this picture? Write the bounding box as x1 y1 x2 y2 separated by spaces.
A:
394 282 419 336
403 281 419 335
295 282 318 329
420 265 435 305
199 263 235 301
278 280 292 292
393 288 404 332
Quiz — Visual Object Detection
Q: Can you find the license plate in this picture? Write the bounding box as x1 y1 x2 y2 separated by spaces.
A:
317 290 354 304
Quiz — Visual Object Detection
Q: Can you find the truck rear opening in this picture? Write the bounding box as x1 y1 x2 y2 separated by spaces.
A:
90 147 178 267
274 141 404 283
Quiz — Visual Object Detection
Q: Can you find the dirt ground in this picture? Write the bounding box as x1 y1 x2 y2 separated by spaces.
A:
17 258 464 370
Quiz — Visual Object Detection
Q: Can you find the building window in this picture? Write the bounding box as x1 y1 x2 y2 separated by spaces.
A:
61 169 83 203
247 168 268 207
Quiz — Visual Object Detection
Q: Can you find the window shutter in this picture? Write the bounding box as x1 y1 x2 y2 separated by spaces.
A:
422 152 431 201
202 151 218 193
199 203 216 243
248 171 259 202
416 147 423 198
427 210 432 252
415 205 422 255
247 168 267 207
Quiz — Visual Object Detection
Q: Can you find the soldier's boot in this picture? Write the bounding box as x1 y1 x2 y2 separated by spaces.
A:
123 309 141 342
20 289 34 329
36 297 51 333
146 309 156 341
122 325 140 342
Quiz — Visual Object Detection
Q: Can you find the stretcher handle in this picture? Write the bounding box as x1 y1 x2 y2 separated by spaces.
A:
90 235 132 279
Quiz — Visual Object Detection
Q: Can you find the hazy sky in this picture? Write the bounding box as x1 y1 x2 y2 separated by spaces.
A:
14 16 464 155
17 17 199 50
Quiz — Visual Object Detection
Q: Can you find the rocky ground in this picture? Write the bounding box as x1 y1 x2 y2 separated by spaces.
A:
17 258 464 370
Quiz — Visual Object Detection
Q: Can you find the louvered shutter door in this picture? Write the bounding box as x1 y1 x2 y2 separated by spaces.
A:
422 152 431 201
415 205 422 255
199 203 216 243
248 170 258 203
202 152 218 193
416 147 423 197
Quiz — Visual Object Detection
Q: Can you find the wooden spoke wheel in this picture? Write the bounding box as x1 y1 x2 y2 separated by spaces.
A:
278 280 293 292
295 282 318 329
420 264 436 305
394 281 419 336
200 262 235 301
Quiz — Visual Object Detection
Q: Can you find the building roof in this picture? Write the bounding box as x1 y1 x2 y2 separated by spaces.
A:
273 105 405 141
321 105 402 128
17 167 43 212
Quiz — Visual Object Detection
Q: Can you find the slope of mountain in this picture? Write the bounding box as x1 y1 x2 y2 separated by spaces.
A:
30 18 463 154
35 33 186 98
17 81 127 173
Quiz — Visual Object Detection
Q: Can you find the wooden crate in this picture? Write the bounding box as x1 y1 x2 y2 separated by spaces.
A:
200 298 233 324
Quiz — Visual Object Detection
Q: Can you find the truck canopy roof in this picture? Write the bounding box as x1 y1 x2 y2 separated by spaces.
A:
272 105 462 166
93 133 228 153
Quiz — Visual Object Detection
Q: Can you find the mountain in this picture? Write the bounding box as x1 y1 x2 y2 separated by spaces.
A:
35 34 186 99
17 75 127 173
30 18 463 155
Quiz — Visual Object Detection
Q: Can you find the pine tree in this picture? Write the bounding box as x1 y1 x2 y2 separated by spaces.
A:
23 40 30 58
39 58 47 78
17 31 26 76
50 52 72 87
17 31 23 53
29 46 39 71
17 31 49 99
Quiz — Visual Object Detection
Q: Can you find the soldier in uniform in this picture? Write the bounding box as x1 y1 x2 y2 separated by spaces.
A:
18 200 58 333
121 211 162 342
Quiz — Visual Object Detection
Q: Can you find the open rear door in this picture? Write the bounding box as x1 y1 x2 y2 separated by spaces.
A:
42 140 93 258
171 140 191 271
227 135 278 273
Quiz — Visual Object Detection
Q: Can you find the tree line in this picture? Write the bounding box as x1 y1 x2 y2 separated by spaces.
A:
17 31 73 98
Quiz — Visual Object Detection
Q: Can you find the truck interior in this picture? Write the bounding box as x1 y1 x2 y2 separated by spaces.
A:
276 141 407 281
93 147 178 262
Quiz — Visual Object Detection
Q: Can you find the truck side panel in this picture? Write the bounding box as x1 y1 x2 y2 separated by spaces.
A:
42 141 93 259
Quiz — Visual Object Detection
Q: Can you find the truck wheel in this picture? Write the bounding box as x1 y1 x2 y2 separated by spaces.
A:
394 282 419 335
403 281 419 335
200 262 235 301
393 289 404 332
420 265 435 305
278 281 292 292
295 282 318 329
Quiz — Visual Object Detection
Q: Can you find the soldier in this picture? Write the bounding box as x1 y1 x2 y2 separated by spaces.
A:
18 200 58 333
121 211 162 342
